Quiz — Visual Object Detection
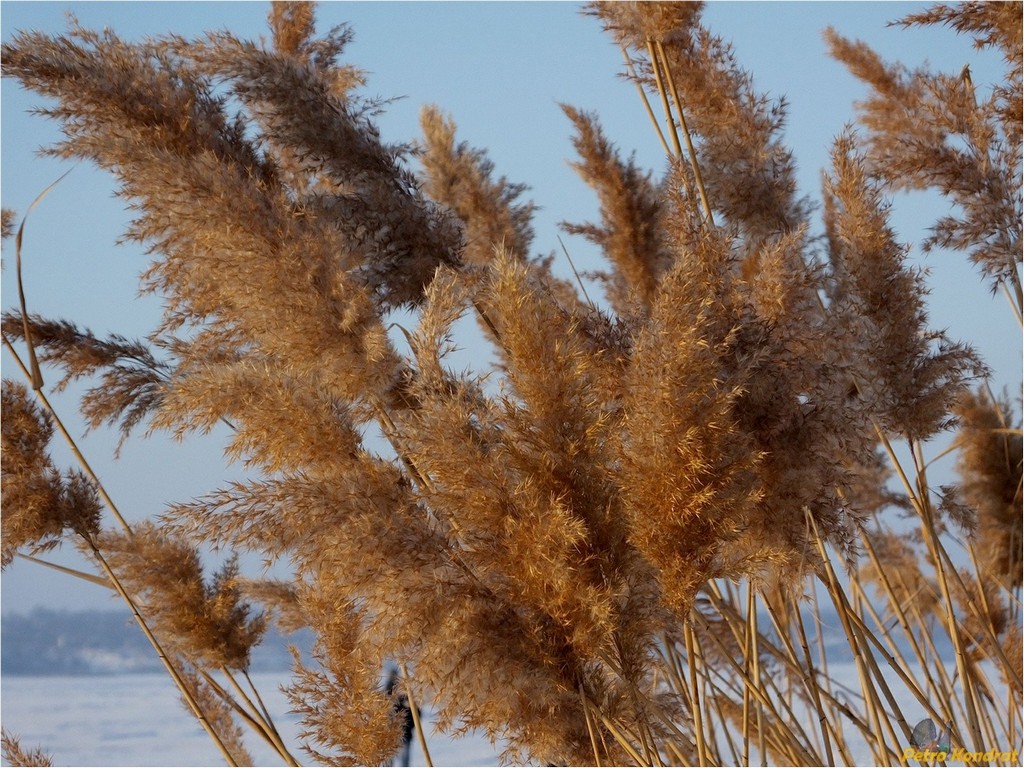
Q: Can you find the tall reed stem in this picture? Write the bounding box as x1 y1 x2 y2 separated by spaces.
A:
87 540 239 766
2 335 242 766
401 665 433 768
2 336 133 535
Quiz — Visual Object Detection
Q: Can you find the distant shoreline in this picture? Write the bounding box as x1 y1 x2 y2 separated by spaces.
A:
2 607 311 677
3 603 956 678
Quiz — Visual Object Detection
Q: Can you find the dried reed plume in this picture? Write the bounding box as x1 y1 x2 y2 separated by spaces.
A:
954 388 1024 589
1 729 53 768
826 3 1023 306
1 380 101 566
2 1 1019 765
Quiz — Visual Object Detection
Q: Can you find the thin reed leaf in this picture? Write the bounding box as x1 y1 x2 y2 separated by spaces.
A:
2 3 1019 765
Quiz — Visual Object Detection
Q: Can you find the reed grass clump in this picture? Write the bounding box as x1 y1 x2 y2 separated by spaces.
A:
0 729 53 768
2 2 1020 766
1 380 101 566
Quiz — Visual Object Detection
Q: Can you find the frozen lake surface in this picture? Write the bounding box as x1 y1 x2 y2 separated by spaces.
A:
2 662 1014 766
1 672 501 767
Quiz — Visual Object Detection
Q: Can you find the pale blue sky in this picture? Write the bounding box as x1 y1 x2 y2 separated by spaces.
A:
1 2 1019 614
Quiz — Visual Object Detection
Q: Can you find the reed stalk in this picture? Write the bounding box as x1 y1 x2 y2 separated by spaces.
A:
2 3 1019 766
401 665 433 768
2 336 133 535
88 542 239 766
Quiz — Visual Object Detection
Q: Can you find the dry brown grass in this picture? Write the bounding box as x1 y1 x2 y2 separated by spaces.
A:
2 2 1020 765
